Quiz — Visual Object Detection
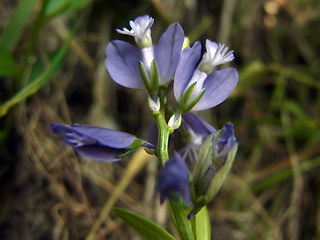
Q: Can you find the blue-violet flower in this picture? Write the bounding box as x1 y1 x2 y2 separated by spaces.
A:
191 122 238 216
174 40 238 111
116 15 154 48
158 152 191 205
106 15 185 89
51 122 140 162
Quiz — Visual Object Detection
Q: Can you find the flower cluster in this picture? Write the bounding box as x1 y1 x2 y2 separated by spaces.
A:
51 15 238 217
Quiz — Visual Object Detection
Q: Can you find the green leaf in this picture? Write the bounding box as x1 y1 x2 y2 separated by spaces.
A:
193 206 211 240
0 47 19 76
113 207 176 240
0 0 37 52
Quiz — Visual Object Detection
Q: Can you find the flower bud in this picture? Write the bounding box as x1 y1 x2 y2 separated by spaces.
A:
168 113 181 130
158 152 191 205
147 96 160 112
190 123 238 217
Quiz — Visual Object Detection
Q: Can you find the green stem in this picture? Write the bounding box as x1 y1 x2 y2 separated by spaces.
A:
154 111 170 166
153 110 194 240
169 200 195 240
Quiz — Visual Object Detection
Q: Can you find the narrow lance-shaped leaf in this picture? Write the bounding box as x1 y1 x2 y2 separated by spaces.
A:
192 206 211 240
113 207 176 240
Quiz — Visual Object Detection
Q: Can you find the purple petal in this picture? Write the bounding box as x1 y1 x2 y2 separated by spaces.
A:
155 23 185 85
182 112 216 137
71 124 136 148
192 68 238 110
214 122 237 159
173 42 202 100
51 122 136 162
51 123 136 149
158 152 191 205
75 145 122 162
105 40 143 89
146 121 158 147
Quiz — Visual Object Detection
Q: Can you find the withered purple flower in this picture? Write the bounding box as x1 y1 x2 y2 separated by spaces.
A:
105 15 185 89
174 40 238 112
51 122 139 162
158 152 191 205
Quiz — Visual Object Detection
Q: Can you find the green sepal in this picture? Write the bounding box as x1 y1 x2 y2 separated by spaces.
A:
182 89 205 113
178 82 197 111
188 195 208 219
206 143 238 201
150 60 159 93
192 133 215 197
117 139 142 158
128 138 142 149
117 148 138 159
139 61 151 91
113 207 176 240
178 82 205 113
191 131 238 216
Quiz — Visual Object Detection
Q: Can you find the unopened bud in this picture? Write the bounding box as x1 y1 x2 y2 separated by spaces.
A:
168 113 182 130
147 96 160 112
190 122 238 217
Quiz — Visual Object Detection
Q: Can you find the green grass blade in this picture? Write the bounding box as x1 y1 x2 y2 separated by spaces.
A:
252 156 320 193
113 207 176 240
0 47 19 76
45 0 94 17
45 0 71 18
0 0 37 52
0 44 68 118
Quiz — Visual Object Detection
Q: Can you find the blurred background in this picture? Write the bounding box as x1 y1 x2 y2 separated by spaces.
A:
0 0 320 239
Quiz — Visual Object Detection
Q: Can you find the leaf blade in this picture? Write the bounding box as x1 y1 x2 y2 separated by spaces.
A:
113 207 176 240
193 206 211 240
